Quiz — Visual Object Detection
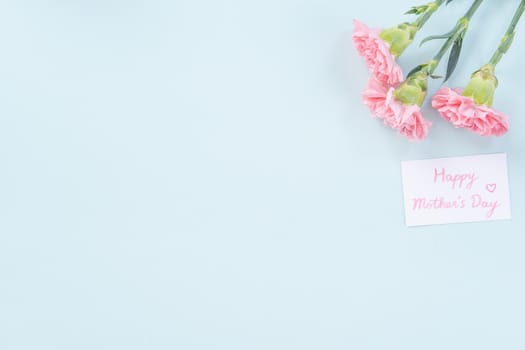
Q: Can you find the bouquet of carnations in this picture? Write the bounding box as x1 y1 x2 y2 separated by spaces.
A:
353 0 525 141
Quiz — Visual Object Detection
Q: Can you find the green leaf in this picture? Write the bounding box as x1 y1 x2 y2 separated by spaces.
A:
406 64 427 79
445 35 464 82
404 4 431 15
420 28 457 46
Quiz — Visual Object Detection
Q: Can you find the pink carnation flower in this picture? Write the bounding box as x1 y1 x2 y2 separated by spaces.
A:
362 76 394 119
432 87 509 136
352 19 403 86
384 88 431 141
362 77 431 141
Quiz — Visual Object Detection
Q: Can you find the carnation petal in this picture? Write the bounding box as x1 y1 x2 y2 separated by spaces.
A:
432 87 509 137
352 19 403 86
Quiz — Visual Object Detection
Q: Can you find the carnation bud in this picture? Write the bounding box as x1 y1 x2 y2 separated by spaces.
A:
462 64 498 106
380 23 418 57
393 71 428 106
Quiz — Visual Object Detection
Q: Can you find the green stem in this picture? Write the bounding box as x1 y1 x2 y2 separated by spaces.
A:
428 0 484 74
413 0 446 29
489 0 525 66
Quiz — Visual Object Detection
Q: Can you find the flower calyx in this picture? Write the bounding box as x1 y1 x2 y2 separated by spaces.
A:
462 64 498 106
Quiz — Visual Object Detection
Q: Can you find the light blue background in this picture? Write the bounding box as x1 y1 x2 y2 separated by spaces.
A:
1 1 524 349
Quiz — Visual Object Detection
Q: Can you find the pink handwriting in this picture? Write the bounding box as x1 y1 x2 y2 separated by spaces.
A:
412 196 466 210
434 168 478 190
471 194 500 218
412 194 500 218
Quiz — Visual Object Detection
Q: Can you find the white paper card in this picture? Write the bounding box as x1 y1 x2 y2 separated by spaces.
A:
401 153 512 227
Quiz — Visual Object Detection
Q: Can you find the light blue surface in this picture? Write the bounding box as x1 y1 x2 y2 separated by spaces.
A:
1 1 524 349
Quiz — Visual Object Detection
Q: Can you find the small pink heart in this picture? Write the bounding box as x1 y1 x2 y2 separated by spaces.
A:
486 183 497 193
